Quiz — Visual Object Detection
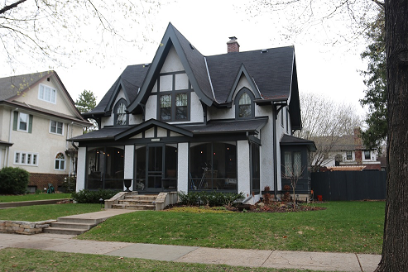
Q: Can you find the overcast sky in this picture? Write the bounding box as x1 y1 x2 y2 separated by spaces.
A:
3 0 374 118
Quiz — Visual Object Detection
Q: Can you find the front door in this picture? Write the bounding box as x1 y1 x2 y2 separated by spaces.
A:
147 146 163 190
134 144 177 192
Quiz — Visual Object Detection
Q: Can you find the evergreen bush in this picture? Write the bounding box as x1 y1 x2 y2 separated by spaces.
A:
71 189 119 203
0 167 30 195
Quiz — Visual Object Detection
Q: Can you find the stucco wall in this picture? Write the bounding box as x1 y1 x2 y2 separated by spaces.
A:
13 76 75 116
237 140 250 197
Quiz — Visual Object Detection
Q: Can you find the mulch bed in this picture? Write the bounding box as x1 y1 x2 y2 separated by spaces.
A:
165 201 326 213
230 201 326 213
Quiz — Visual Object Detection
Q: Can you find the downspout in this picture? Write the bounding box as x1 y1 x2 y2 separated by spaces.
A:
6 109 15 167
272 105 278 199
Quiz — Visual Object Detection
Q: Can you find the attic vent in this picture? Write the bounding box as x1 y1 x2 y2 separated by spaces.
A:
261 49 268 53
190 43 195 50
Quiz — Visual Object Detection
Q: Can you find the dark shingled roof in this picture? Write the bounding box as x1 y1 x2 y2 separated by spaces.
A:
0 71 52 101
69 127 129 142
88 23 300 125
172 24 214 102
86 64 148 116
280 134 317 152
206 46 294 103
180 118 268 135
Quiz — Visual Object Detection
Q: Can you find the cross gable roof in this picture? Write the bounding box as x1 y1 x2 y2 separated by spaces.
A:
87 23 301 127
0 70 87 123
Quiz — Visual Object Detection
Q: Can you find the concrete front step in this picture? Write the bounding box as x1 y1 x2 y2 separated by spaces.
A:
124 195 158 201
57 217 105 225
50 221 95 230
43 216 103 235
43 227 88 235
111 204 155 210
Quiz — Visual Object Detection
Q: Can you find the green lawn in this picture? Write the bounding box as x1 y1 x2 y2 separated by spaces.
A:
0 193 72 202
0 248 330 272
79 201 385 254
0 203 102 221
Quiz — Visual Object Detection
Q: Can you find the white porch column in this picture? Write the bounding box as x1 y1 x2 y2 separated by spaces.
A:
124 145 134 190
76 146 86 191
237 140 251 197
178 142 189 193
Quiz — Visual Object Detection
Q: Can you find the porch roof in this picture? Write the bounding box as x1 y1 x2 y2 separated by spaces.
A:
180 117 268 135
280 134 317 152
0 140 13 146
69 127 129 142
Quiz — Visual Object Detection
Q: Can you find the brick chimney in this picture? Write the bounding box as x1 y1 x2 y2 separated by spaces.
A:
354 127 362 164
227 36 240 53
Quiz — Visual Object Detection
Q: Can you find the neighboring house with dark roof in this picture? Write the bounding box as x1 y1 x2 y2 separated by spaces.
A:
71 23 316 201
314 128 381 171
0 71 90 192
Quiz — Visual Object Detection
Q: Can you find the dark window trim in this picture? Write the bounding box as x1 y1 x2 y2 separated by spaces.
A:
113 98 129 126
235 88 255 119
156 72 192 122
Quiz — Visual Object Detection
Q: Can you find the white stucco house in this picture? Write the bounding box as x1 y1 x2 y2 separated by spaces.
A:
71 23 316 199
0 71 90 192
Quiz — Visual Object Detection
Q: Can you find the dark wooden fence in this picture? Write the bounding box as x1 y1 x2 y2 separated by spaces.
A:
311 171 386 201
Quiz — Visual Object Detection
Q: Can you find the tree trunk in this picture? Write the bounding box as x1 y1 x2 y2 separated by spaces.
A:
375 1 408 271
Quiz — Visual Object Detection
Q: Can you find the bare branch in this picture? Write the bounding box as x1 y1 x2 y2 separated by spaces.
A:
0 0 27 15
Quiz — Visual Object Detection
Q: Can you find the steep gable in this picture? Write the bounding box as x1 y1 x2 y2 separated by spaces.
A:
127 23 214 113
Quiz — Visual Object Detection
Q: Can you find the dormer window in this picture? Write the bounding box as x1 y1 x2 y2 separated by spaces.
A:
114 99 128 126
235 88 255 119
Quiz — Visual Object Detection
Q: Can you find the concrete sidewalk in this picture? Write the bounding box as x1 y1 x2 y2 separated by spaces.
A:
0 232 381 271
0 210 381 271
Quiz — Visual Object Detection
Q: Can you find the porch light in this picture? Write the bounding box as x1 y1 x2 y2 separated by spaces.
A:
201 151 203 154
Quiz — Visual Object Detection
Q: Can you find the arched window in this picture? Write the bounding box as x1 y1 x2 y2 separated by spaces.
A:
235 88 255 119
114 99 128 126
55 153 65 170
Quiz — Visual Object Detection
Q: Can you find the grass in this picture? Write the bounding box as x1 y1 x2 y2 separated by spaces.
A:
0 193 72 202
0 248 330 272
0 203 102 221
79 201 385 254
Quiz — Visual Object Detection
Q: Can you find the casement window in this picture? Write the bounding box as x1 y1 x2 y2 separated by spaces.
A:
14 152 38 166
157 72 191 122
13 112 33 133
235 88 255 119
284 151 302 177
55 153 65 170
346 151 353 160
114 99 128 126
50 120 63 135
38 84 56 103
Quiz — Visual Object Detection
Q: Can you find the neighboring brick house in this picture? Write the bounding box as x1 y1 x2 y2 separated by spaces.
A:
0 71 90 192
71 23 316 201
317 128 381 171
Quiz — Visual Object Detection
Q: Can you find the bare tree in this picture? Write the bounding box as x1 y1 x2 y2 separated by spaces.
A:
295 92 361 171
0 0 164 72
282 164 305 208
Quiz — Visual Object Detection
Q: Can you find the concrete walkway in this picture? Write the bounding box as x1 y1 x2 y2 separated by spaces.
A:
0 210 381 272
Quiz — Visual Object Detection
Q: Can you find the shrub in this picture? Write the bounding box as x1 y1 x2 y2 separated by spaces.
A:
0 167 29 195
178 191 244 206
71 189 120 203
61 176 76 193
